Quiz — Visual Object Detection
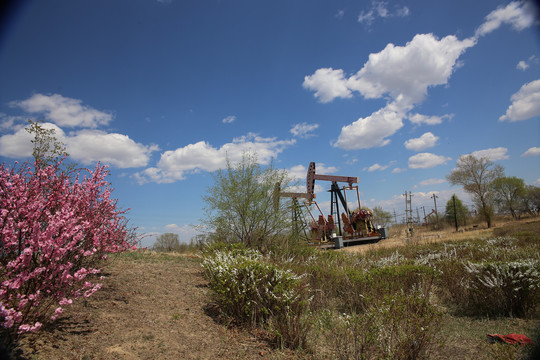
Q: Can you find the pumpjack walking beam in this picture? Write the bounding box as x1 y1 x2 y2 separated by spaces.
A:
307 162 359 235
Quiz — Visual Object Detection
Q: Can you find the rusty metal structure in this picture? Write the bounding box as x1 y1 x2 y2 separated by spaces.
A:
276 162 387 249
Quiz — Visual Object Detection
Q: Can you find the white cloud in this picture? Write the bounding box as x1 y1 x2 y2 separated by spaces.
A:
404 132 439 151
10 94 112 128
499 79 540 122
517 56 539 71
303 68 352 103
0 123 58 158
358 1 410 27
469 147 509 161
67 130 159 168
517 61 529 71
392 167 407 173
475 1 536 37
408 153 451 169
345 34 475 108
536 178 540 185
365 163 389 172
408 113 452 125
290 122 319 138
305 33 474 150
418 178 446 187
333 107 403 150
136 133 295 183
0 113 27 131
0 122 157 168
522 147 540 157
222 115 236 124
287 163 337 180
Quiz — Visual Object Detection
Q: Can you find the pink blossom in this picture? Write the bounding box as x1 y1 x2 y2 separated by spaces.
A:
59 298 72 306
0 160 137 335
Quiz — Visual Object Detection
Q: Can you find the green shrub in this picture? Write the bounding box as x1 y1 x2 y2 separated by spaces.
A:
201 247 310 349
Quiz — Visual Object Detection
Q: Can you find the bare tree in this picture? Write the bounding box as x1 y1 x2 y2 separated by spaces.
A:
446 155 504 228
153 233 180 252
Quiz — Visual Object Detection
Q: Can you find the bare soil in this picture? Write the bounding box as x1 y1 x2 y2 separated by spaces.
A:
5 253 289 360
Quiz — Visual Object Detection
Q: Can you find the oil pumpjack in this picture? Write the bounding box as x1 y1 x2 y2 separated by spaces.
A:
275 162 387 249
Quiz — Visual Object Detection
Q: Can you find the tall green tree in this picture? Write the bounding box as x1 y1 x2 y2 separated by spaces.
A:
490 176 526 219
202 153 290 250
445 194 469 228
446 155 504 228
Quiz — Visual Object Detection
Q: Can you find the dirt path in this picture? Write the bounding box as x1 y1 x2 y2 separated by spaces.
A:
10 253 282 360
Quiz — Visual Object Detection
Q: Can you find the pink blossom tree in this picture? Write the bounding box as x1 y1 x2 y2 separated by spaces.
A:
0 160 136 337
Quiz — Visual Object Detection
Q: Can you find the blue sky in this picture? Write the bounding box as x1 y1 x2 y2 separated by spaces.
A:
1 0 539 246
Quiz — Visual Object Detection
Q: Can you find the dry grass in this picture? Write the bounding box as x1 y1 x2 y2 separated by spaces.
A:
3 217 539 360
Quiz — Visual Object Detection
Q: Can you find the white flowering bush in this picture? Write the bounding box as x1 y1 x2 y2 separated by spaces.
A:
201 246 310 348
462 259 540 317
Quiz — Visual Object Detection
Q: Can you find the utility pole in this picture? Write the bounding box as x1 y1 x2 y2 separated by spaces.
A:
431 193 439 222
403 191 413 243
393 208 397 224
453 195 459 232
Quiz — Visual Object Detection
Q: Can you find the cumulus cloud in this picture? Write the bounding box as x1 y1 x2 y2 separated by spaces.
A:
408 153 451 169
290 122 319 138
0 121 157 168
408 113 452 125
333 107 403 150
345 34 475 108
303 68 352 103
304 33 475 107
304 33 474 150
499 79 540 122
404 132 439 151
469 147 509 161
475 1 536 37
136 133 295 183
222 115 236 124
10 94 112 128
66 130 159 168
522 147 540 157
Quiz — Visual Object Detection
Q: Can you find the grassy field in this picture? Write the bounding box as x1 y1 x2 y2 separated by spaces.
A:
4 218 539 359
